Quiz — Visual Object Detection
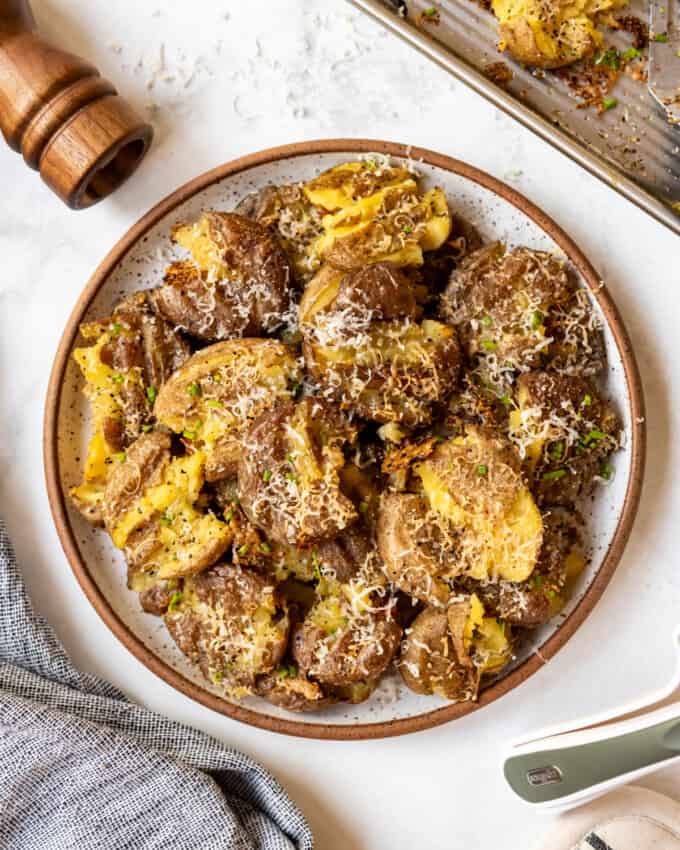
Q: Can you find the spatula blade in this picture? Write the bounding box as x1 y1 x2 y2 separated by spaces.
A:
649 0 680 125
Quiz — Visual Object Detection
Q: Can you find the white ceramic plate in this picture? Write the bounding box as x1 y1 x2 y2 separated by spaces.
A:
45 141 645 739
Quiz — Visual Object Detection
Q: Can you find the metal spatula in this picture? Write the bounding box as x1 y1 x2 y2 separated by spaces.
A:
649 0 680 125
503 629 680 810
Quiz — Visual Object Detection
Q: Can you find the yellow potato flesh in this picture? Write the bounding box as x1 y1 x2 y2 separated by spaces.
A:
474 617 512 674
309 181 450 269
492 0 625 65
71 329 145 510
510 382 544 470
173 217 228 279
111 451 230 578
417 447 542 583
303 162 412 211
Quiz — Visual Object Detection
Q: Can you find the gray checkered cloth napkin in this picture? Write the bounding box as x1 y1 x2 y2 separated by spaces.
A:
0 520 314 850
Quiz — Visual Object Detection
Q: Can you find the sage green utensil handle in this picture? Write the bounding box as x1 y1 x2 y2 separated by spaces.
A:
504 714 680 805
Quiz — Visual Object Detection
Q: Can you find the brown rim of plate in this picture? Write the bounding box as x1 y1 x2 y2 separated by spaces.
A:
43 139 646 740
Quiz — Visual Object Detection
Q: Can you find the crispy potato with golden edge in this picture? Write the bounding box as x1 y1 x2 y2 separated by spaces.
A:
399 600 480 700
493 0 627 69
238 399 358 547
154 339 302 482
509 371 620 507
167 212 294 337
303 159 414 211
103 432 232 587
70 293 191 524
301 263 461 426
165 562 289 695
440 243 572 384
310 182 451 270
415 428 543 583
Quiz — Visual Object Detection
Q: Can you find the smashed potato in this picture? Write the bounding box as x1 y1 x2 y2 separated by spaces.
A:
416 428 543 583
310 183 451 271
399 600 480 700
509 370 620 506
493 0 627 69
301 262 461 425
153 212 295 342
71 293 191 523
103 432 231 588
166 562 289 695
440 243 572 389
154 339 302 482
238 399 358 547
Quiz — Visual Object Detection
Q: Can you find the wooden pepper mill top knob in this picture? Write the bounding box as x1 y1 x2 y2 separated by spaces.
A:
0 0 153 209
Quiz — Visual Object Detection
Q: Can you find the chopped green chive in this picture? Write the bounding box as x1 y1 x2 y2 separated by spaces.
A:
602 97 618 111
168 591 183 612
530 574 544 588
277 664 298 678
158 512 174 527
499 394 512 408
112 451 126 462
546 589 557 600
653 32 669 42
549 441 564 459
542 469 567 481
291 382 303 399
402 225 413 234
622 46 641 60
481 339 497 351
531 310 543 330
477 464 488 476
238 544 249 556
285 472 297 482
262 469 272 482
111 373 124 384
110 322 123 336
206 399 223 409
224 509 234 522
582 394 592 407
182 430 197 440
188 382 202 397
599 463 614 480
583 429 606 445
594 48 620 69
141 423 153 432
481 315 493 327
212 671 223 683
423 5 438 16
358 501 369 514
260 542 272 554
286 452 295 463
146 386 157 404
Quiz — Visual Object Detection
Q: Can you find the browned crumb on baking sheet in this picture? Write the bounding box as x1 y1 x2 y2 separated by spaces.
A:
614 15 649 50
484 62 514 86
555 46 647 115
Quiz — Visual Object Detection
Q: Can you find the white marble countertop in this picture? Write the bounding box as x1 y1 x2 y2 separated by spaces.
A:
1 1 679 847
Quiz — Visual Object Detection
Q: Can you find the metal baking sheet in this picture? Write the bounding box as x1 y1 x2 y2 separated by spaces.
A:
349 0 680 236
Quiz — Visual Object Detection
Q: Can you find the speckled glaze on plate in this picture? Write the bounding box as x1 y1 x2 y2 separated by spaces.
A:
44 140 645 740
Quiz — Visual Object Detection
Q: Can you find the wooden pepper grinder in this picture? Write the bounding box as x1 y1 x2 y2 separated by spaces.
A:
0 0 153 209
